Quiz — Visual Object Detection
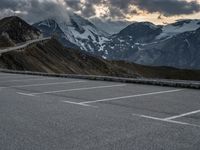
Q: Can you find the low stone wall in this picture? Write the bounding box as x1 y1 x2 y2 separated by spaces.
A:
0 69 199 89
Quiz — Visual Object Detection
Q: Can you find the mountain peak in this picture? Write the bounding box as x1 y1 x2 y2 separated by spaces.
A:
1 16 23 22
172 19 200 27
0 16 41 44
69 13 94 27
118 21 162 39
90 17 131 34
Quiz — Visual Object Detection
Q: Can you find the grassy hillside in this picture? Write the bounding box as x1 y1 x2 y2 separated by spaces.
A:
0 38 200 80
112 61 200 80
0 39 139 78
0 35 14 48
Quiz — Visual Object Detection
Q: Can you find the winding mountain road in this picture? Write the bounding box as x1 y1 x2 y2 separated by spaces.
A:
0 37 51 54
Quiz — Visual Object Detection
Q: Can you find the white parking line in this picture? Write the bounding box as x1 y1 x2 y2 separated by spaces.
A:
17 92 36 96
2 80 86 88
63 100 98 108
79 89 183 105
164 109 200 120
132 113 200 128
17 84 126 96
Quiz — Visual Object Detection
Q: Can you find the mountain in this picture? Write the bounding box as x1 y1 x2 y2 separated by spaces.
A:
0 38 139 77
58 13 110 55
156 19 200 40
0 34 15 48
6 15 200 70
34 13 110 55
33 17 200 69
1 38 200 80
33 19 79 49
0 16 41 46
100 20 200 69
128 27 200 69
102 22 163 59
90 18 131 34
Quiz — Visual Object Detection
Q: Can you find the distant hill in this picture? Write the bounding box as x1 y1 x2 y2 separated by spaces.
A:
0 16 41 46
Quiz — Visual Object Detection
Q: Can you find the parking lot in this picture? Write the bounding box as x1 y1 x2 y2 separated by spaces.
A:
0 72 200 150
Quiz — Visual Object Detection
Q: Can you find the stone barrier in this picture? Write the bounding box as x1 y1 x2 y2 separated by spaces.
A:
0 69 199 89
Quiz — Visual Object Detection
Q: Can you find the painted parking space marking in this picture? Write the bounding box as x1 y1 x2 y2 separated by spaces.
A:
164 109 200 120
63 100 98 108
17 84 126 96
79 89 183 105
1 80 86 89
132 113 200 128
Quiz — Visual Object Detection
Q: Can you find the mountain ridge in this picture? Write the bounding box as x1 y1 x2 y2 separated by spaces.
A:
2 15 200 70
0 16 41 46
1 38 200 80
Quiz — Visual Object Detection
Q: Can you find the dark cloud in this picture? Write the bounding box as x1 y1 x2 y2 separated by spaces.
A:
65 0 105 17
64 0 200 18
0 0 200 22
0 0 29 10
133 0 200 16
0 0 71 23
64 0 82 10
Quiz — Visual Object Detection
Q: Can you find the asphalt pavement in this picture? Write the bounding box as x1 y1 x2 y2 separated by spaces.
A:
0 72 200 150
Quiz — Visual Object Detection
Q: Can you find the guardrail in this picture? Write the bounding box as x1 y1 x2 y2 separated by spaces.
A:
0 69 199 89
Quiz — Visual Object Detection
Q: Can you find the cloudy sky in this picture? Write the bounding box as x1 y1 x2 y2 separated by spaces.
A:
0 0 200 24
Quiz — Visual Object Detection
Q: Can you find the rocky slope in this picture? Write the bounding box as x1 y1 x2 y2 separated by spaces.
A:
34 13 110 56
0 16 41 45
1 38 200 80
0 38 138 77
33 19 79 49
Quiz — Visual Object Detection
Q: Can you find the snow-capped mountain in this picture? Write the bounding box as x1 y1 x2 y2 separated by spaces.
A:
33 19 79 49
90 18 131 34
34 15 200 69
128 27 200 69
34 13 110 55
58 13 110 55
156 19 200 39
102 22 163 59
102 20 200 69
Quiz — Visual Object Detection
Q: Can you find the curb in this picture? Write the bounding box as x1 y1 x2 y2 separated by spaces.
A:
0 69 199 89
